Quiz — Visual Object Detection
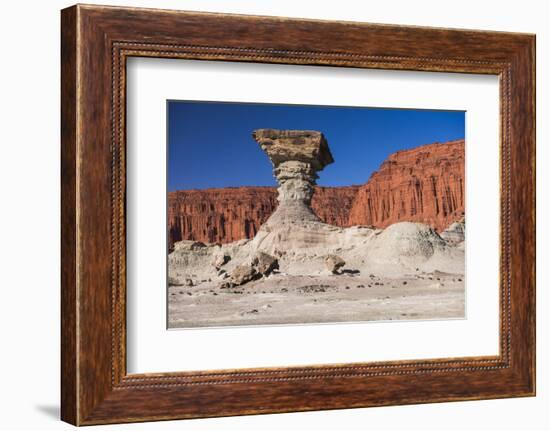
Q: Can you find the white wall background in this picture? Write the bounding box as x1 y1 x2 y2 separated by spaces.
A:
0 0 546 429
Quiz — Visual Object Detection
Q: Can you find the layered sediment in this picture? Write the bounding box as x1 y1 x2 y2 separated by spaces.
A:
347 140 464 230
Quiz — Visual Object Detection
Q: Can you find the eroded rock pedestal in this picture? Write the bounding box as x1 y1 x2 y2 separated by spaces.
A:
246 129 374 270
252 129 334 225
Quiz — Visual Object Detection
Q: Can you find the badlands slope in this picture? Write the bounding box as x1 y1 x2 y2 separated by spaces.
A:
168 221 465 328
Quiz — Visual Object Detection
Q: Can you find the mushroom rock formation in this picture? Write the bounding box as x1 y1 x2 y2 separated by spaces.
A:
246 129 355 263
252 129 334 226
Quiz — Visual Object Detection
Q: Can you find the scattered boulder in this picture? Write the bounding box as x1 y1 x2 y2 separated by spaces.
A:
212 253 230 269
168 276 183 286
325 254 345 274
273 248 285 258
230 264 261 286
222 252 279 288
252 252 279 276
217 269 229 279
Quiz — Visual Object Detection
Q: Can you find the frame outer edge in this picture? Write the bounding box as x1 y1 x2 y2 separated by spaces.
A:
505 35 536 395
61 5 80 426
526 35 536 395
531 35 536 396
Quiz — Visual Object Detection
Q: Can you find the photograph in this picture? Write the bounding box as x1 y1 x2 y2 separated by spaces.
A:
167 101 466 328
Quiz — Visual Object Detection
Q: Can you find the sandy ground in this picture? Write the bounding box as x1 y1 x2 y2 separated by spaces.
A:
168 270 464 329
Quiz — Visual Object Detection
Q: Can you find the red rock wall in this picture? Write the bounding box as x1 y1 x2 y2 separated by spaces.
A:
168 140 465 246
312 186 360 227
347 140 465 231
167 186 359 248
168 187 278 247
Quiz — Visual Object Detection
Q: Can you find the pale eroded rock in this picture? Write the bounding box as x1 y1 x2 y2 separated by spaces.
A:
253 129 334 226
325 255 346 274
230 264 260 286
212 253 230 269
440 221 465 243
252 252 279 276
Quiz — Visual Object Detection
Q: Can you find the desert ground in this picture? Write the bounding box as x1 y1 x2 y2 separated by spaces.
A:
168 271 464 328
167 217 466 329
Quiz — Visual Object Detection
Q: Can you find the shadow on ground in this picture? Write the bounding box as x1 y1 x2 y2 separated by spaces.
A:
35 404 59 420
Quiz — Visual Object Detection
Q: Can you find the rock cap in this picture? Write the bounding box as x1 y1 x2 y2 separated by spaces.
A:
252 129 334 171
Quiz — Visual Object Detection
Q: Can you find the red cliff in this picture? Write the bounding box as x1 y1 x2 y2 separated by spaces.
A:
347 139 464 230
168 187 278 247
168 140 464 246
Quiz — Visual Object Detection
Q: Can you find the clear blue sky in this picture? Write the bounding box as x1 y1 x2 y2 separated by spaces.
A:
167 101 464 191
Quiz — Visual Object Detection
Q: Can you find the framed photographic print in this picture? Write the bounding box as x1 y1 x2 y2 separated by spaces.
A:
164 101 466 329
61 4 536 425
